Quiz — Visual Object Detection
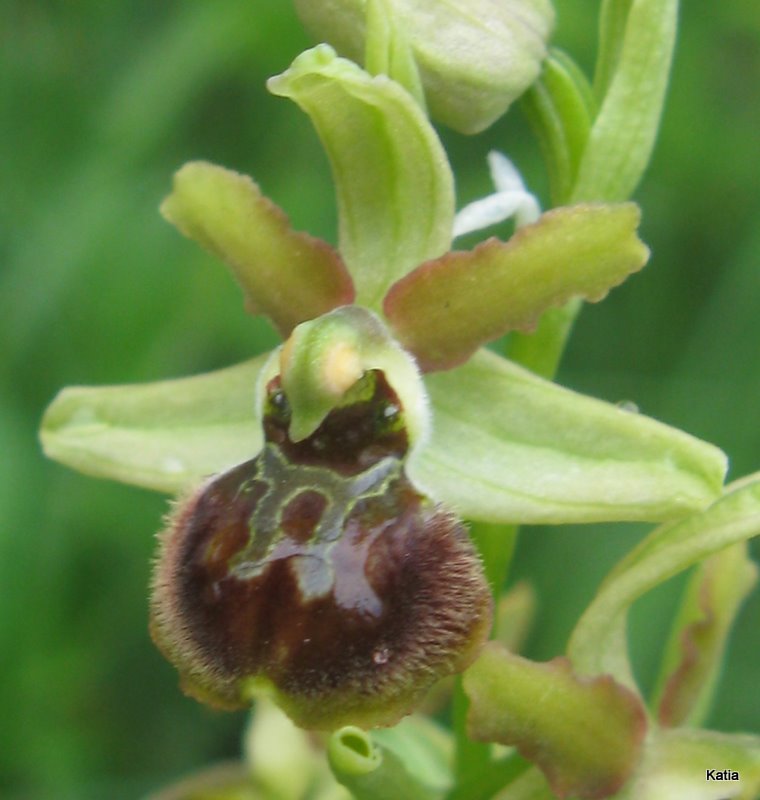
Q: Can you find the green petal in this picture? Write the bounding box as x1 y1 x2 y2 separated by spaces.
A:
267 45 455 310
413 349 726 524
294 0 554 134
464 644 647 800
568 474 760 688
653 542 757 728
384 204 649 372
40 356 268 493
161 161 354 337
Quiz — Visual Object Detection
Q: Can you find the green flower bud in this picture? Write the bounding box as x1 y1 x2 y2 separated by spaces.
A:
293 0 555 134
151 368 492 730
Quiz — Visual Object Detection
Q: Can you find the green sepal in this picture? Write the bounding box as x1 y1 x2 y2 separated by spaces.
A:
371 715 453 794
293 0 555 134
277 305 430 446
39 356 268 493
145 763 259 800
571 0 679 202
40 346 727 527
414 349 726 525
464 643 647 800
652 542 758 728
268 45 454 310
621 728 760 800
161 161 354 336
521 49 597 205
364 0 426 108
384 203 648 372
568 474 760 688
243 699 348 800
593 0 636 102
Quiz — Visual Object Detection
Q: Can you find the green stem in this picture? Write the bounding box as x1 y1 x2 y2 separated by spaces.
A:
515 0 679 376
505 298 583 381
470 522 519 606
451 522 519 787
451 680 493 789
446 752 531 800
451 4 679 795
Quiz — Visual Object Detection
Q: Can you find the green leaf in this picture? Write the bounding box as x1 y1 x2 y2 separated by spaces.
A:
384 203 648 372
267 45 454 309
40 356 268 493
652 542 758 728
464 644 647 800
568 474 760 688
293 0 555 134
571 0 679 202
412 349 726 524
327 726 444 800
161 161 354 337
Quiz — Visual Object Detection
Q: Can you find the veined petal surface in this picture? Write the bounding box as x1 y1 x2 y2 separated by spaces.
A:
412 349 727 524
268 45 455 310
568 474 760 687
40 356 268 493
294 0 554 134
162 161 354 336
385 204 648 372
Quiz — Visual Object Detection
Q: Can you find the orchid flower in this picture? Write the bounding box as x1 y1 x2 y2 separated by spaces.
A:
38 0 760 793
40 49 725 526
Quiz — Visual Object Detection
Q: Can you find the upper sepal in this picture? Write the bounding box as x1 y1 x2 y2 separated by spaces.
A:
268 45 455 310
161 161 355 336
384 203 649 372
293 0 555 134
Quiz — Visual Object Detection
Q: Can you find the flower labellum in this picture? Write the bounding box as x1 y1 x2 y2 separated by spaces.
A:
151 368 492 730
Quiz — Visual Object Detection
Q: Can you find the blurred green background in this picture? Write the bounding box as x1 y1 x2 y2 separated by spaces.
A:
2 1 758 797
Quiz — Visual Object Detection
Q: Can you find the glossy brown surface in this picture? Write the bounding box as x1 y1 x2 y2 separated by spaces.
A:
151 370 492 728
